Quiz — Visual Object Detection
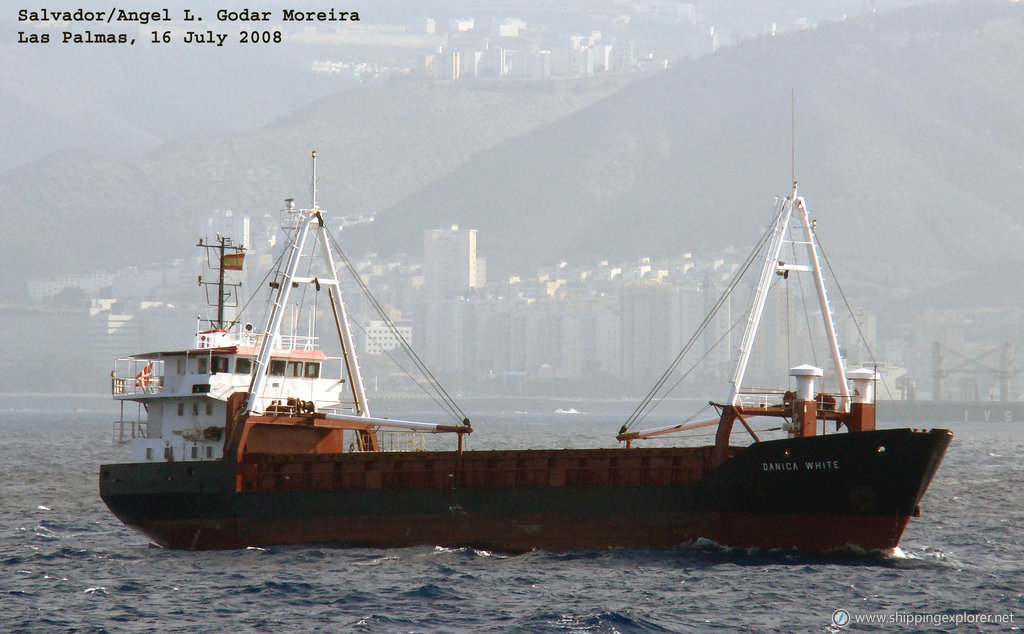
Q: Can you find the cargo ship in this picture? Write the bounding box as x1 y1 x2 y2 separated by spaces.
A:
100 155 951 552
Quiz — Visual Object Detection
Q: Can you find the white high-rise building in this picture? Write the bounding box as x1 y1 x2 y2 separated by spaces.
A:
363 320 413 355
423 225 485 300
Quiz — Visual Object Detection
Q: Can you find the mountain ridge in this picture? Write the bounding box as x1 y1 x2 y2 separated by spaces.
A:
2 1 1021 317
346 1 1024 312
0 76 635 301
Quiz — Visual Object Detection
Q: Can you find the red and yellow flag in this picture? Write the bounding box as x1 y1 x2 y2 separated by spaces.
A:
222 253 245 270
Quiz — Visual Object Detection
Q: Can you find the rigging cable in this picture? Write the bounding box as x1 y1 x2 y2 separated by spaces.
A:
630 287 765 428
325 228 469 425
815 238 896 399
226 232 291 333
623 215 777 432
346 316 467 422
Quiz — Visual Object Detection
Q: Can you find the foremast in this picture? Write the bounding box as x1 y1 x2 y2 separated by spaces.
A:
728 182 848 407
619 182 873 453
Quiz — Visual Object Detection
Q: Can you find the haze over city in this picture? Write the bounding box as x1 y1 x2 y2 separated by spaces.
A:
2 0 1021 406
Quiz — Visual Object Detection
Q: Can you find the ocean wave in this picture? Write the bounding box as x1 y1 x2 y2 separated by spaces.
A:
521 610 680 633
239 580 317 596
2 411 1023 631
401 582 464 601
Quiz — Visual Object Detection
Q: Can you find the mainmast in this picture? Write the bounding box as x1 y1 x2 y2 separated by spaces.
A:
243 151 370 417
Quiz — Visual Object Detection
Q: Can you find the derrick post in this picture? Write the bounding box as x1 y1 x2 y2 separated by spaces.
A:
847 402 875 433
712 407 737 467
789 365 823 438
793 399 817 438
847 368 879 433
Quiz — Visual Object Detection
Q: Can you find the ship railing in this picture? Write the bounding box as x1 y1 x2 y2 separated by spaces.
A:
734 390 788 410
111 358 165 396
112 419 148 443
192 329 318 352
194 329 236 349
274 333 319 351
354 430 428 453
735 389 848 413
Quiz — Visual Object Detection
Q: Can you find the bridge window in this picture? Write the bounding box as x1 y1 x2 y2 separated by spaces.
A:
198 357 209 374
177 358 186 375
211 356 229 374
305 362 320 378
270 360 286 376
287 361 303 377
236 358 252 374
191 446 198 459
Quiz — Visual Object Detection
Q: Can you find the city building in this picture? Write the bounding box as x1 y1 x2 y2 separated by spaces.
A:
423 225 486 299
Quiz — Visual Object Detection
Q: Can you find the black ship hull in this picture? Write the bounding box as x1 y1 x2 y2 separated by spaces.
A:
100 428 951 552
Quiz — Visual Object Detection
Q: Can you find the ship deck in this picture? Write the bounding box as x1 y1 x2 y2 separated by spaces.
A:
238 445 734 493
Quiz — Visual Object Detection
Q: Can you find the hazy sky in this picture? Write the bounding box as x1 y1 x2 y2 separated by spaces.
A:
2 0 942 169
3 0 1018 399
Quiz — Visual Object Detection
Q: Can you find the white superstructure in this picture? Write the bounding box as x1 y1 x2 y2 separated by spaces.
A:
111 151 469 463
112 327 347 463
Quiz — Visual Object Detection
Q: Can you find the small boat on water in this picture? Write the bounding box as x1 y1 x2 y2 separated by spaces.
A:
100 154 951 552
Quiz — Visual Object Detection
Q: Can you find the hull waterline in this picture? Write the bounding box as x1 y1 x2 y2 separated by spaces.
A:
101 428 951 552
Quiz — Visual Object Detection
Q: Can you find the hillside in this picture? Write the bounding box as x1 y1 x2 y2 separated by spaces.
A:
350 1 1024 308
3 1 1023 316
0 77 632 300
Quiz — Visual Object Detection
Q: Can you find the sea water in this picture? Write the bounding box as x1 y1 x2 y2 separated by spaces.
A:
1 402 1021 632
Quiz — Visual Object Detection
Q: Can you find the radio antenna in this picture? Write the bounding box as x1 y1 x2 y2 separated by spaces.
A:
311 150 318 209
791 88 797 188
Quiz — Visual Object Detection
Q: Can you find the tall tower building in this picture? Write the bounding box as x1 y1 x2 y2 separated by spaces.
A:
620 281 675 386
423 225 485 299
